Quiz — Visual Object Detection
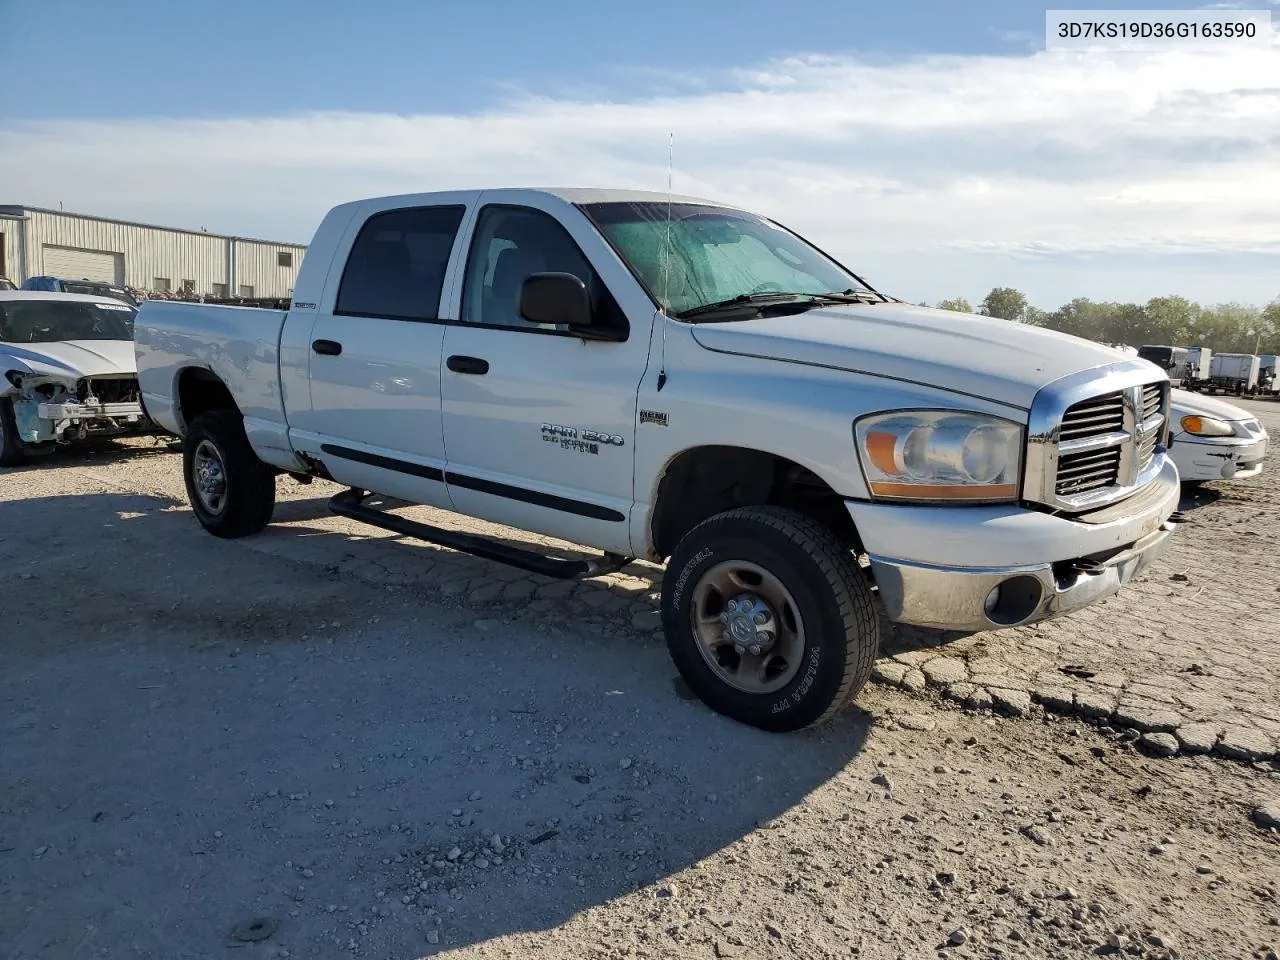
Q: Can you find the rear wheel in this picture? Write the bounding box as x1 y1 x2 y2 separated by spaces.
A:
661 506 879 732
182 410 276 538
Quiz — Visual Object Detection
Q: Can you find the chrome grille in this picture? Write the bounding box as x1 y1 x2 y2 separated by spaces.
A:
1058 393 1125 441
1137 384 1164 470
1055 392 1125 496
1056 446 1122 496
1028 364 1170 512
1141 384 1161 419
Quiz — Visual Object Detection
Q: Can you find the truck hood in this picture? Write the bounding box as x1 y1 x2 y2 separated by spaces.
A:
689 303 1141 410
1170 388 1253 422
1 339 137 382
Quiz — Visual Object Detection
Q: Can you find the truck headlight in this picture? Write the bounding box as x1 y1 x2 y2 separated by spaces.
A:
854 411 1023 502
1180 415 1234 438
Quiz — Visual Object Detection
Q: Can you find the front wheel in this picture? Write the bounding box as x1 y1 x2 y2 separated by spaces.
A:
182 409 276 538
661 506 880 732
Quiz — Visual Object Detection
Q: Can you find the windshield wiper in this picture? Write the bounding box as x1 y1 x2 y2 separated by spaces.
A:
676 289 888 320
808 289 885 304
675 292 816 320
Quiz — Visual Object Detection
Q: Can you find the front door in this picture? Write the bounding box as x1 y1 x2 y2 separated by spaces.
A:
293 202 468 507
439 200 649 556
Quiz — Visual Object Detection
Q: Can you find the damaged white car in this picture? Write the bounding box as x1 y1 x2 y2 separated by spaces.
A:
1 291 155 466
1169 388 1267 484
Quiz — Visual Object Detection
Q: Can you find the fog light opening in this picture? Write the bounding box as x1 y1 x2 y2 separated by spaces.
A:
983 575 1044 626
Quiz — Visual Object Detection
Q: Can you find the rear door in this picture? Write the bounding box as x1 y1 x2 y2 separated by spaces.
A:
288 199 470 507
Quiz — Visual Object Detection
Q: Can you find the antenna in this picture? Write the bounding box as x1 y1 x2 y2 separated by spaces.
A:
657 133 673 392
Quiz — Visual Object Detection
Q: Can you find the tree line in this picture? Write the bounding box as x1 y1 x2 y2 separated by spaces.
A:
929 288 1280 356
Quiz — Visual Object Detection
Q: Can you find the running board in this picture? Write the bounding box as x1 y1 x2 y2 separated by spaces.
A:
327 487 634 580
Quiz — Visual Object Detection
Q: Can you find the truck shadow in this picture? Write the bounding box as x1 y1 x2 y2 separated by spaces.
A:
0 491 875 958
264 490 971 661
1178 484 1224 511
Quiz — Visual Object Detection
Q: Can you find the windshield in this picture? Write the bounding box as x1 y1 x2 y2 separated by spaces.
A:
1138 346 1173 364
0 299 137 344
60 282 138 306
580 202 872 317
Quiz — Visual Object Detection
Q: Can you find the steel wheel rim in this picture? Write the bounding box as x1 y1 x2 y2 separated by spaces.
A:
192 439 228 515
689 559 805 694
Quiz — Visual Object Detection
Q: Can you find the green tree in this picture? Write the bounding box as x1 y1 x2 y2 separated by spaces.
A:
979 287 1029 322
935 297 973 313
1144 296 1200 345
1260 299 1280 354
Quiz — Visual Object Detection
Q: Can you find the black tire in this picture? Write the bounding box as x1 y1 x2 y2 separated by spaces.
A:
0 398 29 467
661 506 879 732
182 409 276 538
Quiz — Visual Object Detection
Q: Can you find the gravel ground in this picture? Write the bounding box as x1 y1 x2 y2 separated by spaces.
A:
2 402 1279 960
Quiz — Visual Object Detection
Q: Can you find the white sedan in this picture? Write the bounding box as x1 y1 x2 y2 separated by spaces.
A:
1169 388 1268 484
1 291 153 466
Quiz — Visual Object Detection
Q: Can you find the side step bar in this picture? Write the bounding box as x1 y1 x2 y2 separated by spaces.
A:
327 487 634 581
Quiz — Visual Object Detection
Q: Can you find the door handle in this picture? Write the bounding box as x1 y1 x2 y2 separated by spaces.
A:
447 355 489 375
312 339 343 356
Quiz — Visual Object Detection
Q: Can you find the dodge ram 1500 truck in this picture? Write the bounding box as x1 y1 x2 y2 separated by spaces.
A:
135 188 1180 731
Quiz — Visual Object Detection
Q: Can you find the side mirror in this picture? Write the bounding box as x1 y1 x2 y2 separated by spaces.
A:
519 272 618 339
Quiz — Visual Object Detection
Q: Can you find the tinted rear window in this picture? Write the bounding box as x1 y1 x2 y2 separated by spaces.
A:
336 206 466 320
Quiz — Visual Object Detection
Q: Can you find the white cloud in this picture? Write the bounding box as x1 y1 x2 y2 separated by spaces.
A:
2 45 1279 308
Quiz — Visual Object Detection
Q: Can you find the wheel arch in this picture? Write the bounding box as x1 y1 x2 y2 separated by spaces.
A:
648 444 863 560
173 366 240 433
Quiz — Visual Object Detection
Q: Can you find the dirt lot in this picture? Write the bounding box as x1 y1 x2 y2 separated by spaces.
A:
2 399 1279 960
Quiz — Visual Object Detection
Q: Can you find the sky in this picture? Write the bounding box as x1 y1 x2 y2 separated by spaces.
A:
2 0 1279 310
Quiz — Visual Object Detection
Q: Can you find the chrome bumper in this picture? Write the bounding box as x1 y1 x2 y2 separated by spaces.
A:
870 521 1176 632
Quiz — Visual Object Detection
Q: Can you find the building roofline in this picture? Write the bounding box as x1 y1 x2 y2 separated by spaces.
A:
0 204 308 249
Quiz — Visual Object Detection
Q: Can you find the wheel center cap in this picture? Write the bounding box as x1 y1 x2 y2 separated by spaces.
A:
721 593 777 656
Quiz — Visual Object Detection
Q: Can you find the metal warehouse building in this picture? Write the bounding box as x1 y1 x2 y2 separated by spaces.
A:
0 205 307 299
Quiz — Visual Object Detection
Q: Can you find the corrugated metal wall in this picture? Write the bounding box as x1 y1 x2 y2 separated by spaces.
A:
0 219 19 281
3 208 306 297
232 239 305 298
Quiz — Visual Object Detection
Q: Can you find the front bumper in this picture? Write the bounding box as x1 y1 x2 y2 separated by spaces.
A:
847 456 1180 632
37 400 146 421
1170 434 1267 482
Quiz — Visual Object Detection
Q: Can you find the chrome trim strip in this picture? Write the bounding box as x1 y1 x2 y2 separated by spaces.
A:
1137 413 1164 437
1058 431 1129 455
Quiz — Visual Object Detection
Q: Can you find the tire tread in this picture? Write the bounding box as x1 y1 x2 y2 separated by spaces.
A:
183 409 276 538
664 505 879 730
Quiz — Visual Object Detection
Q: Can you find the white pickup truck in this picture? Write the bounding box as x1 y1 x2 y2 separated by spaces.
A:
135 188 1180 731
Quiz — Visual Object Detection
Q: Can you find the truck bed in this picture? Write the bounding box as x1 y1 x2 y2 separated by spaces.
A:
134 300 292 457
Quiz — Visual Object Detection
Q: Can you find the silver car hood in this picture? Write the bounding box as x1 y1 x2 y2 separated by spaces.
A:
689 303 1145 410
1 339 137 382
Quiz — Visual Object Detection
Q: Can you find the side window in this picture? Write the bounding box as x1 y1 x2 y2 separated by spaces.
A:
460 206 626 333
336 205 465 321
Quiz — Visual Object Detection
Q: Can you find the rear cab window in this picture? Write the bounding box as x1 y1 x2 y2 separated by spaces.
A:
335 206 466 321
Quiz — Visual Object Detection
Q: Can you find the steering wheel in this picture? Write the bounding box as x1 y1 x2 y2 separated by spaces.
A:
748 282 785 294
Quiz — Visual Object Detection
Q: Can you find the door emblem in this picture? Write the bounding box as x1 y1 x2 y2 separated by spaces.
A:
541 423 625 455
